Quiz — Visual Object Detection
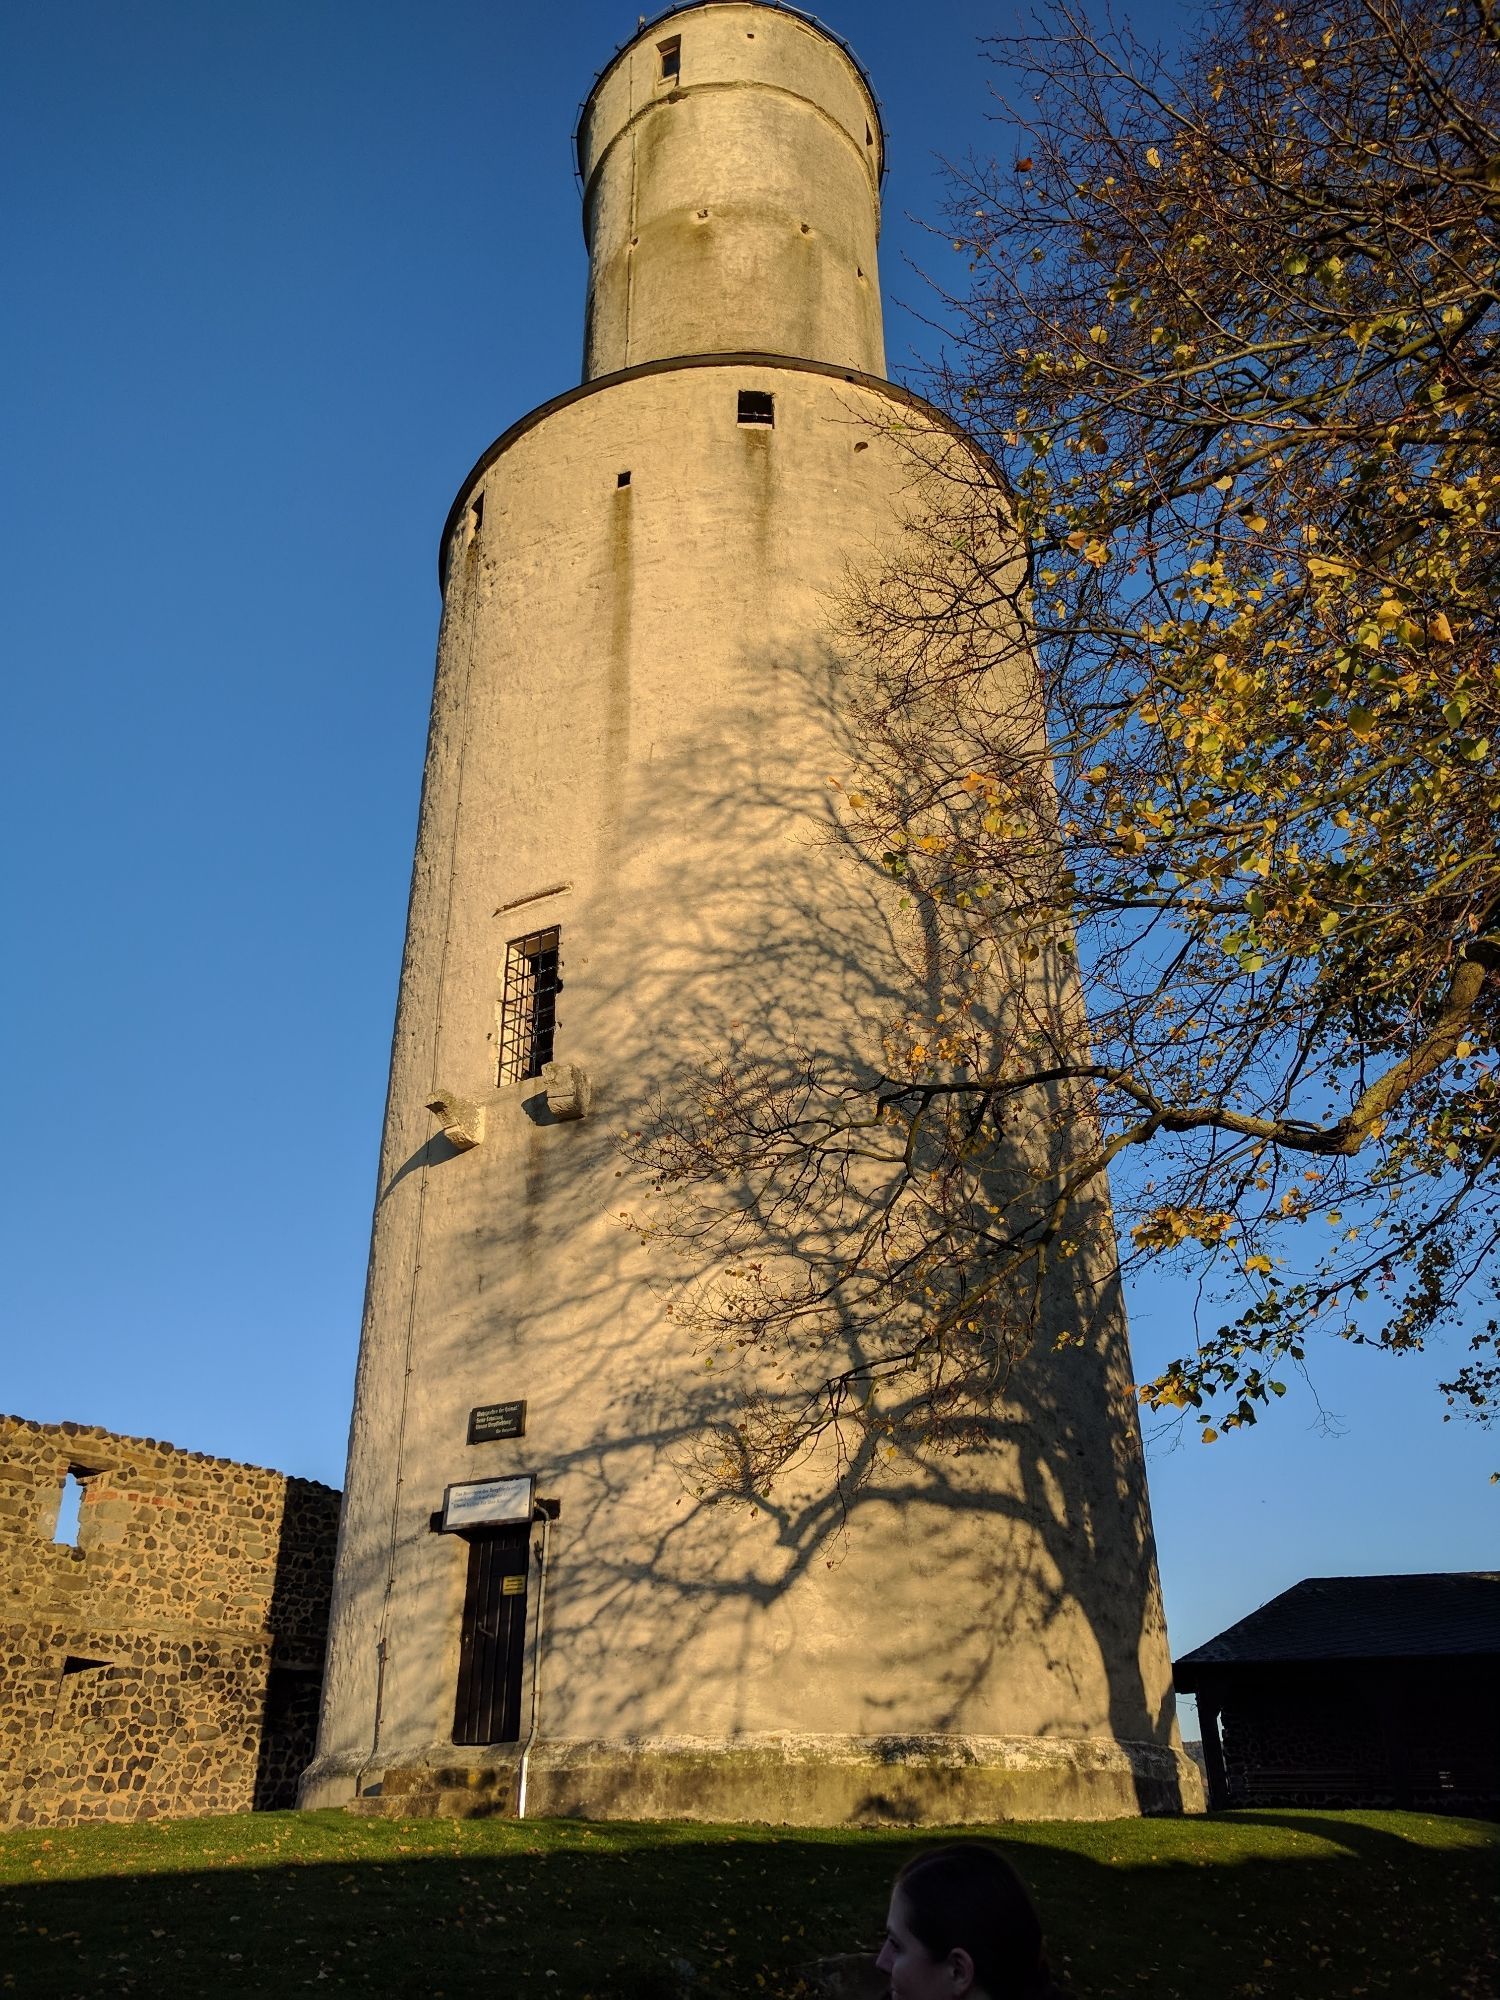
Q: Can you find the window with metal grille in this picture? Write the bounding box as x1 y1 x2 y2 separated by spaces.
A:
738 390 775 426
498 926 561 1083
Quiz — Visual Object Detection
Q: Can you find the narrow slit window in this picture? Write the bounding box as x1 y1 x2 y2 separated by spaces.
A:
498 926 561 1084
53 1470 86 1547
470 492 485 533
738 390 775 427
658 35 680 81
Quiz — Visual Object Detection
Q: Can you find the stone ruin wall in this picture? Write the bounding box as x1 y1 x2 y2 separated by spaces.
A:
0 1415 340 1827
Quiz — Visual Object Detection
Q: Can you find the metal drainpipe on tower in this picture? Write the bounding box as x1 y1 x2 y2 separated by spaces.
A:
515 1509 551 1819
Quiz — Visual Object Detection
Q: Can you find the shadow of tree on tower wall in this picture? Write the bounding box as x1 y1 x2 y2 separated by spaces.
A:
404 602 1187 1811
316 389 1197 1820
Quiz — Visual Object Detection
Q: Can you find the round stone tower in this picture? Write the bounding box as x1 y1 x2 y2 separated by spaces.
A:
302 1 1201 1824
579 4 885 377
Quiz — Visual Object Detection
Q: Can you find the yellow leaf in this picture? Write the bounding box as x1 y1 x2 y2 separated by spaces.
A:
1200 1428 1218 1444
1145 146 1162 169
1245 515 1268 534
1245 1253 1273 1274
1429 612 1455 644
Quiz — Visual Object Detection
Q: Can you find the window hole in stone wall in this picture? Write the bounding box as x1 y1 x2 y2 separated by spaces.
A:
263 1663 316 1725
865 122 874 147
53 1469 89 1546
470 492 485 534
658 36 680 81
800 222 810 234
738 390 775 427
61 1655 111 1677
617 470 631 487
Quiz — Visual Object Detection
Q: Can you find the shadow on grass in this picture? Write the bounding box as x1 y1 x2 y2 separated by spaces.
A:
0 1812 1495 2000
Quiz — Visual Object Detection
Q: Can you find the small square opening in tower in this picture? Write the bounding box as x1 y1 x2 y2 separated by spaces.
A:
498 926 561 1084
738 390 775 427
617 470 631 487
658 35 681 81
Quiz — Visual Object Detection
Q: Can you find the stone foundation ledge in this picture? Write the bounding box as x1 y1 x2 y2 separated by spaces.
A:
304 1732 1204 1822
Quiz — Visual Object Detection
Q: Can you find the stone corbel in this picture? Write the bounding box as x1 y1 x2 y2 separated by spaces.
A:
542 1062 592 1121
425 1088 484 1151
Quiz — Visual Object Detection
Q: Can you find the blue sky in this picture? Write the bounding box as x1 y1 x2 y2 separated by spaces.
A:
5 0 1492 1711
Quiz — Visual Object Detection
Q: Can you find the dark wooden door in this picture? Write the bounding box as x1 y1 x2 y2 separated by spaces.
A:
452 1525 530 1745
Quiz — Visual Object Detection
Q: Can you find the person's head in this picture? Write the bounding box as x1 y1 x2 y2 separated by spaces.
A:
874 1844 1057 2000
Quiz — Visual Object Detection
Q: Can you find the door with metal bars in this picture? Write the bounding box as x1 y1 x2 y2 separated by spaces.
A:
452 1524 530 1745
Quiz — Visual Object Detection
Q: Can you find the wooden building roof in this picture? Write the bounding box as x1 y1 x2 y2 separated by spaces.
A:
1174 1573 1500 1686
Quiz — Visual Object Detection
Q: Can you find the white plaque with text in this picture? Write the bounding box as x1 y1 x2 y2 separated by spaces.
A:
440 1473 535 1531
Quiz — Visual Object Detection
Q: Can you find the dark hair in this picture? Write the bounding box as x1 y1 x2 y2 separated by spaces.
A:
894 1844 1065 1999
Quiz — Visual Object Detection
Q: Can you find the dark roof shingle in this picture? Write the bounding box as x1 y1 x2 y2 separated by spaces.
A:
1173 1572 1500 1682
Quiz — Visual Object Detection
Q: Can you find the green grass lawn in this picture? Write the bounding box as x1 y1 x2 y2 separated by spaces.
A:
1 1808 1495 1999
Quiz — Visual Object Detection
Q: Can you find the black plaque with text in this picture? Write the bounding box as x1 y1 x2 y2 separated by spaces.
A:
468 1400 527 1444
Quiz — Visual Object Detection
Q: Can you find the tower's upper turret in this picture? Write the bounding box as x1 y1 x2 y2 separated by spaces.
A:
576 2 885 381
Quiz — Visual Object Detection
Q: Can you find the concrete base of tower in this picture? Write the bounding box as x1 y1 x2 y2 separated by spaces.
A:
306 1734 1204 1823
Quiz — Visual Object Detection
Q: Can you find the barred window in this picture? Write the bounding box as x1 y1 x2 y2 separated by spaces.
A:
498 927 561 1084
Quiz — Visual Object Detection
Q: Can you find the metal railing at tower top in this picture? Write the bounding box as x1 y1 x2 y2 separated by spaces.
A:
569 0 888 193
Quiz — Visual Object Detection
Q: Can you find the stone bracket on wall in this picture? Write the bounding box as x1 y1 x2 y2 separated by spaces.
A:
425 1089 485 1151
542 1063 592 1121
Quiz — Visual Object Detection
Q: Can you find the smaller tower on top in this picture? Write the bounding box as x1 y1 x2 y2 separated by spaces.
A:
577 2 885 380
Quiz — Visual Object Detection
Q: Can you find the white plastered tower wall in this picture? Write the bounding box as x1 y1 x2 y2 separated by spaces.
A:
580 4 885 377
303 1 1203 1823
